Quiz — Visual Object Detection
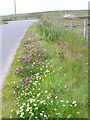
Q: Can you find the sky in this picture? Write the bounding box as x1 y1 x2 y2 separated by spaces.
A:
0 0 89 16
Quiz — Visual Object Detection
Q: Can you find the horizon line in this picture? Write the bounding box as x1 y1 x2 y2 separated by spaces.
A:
0 9 88 16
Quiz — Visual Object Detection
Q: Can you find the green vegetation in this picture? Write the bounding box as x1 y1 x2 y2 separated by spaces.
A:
2 19 88 118
1 9 88 21
0 18 8 25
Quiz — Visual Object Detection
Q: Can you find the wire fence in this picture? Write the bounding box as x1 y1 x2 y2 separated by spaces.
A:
45 16 88 41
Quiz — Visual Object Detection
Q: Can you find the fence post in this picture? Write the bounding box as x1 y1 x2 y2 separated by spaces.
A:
57 20 58 27
71 19 73 31
84 19 87 40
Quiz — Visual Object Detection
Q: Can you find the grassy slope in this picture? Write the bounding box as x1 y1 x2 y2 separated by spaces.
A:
1 10 88 21
2 22 88 118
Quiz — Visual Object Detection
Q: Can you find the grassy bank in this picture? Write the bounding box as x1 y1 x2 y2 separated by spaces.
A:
0 20 8 25
2 20 88 119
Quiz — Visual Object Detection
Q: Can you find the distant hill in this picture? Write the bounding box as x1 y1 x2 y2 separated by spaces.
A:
1 9 88 21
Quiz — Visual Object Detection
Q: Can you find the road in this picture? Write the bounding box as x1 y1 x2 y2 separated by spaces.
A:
0 20 38 92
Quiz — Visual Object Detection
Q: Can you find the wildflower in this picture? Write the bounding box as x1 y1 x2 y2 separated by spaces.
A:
11 110 13 112
40 100 44 104
51 59 53 62
38 53 41 57
31 113 34 116
20 106 23 110
34 104 37 107
66 100 69 103
23 103 26 106
67 114 72 118
27 103 29 107
10 115 12 118
61 100 64 103
77 111 80 114
35 116 38 119
44 114 47 117
47 96 50 99
40 113 43 116
26 78 28 82
29 107 32 110
30 99 33 103
50 65 52 69
64 74 66 76
56 112 61 115
35 107 38 110
23 78 25 82
36 99 39 102
54 108 57 111
63 104 65 107
45 91 48 93
20 112 24 118
33 88 35 91
15 88 17 91
74 104 77 106
34 74 37 77
37 93 40 97
70 104 72 107
72 101 76 104
55 96 58 99
24 86 26 89
21 66 24 71
17 110 20 114
26 108 29 112
38 88 40 91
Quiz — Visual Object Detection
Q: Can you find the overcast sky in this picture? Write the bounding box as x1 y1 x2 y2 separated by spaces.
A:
0 0 89 16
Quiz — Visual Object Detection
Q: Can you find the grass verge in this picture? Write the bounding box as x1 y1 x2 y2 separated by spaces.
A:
2 21 88 118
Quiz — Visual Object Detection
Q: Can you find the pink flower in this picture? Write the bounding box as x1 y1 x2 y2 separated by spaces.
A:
15 88 17 91
38 61 40 65
28 55 30 59
21 66 24 71
12 85 14 88
34 74 36 77
50 65 52 69
38 73 40 76
27 66 29 70
38 53 41 57
16 71 19 74
23 78 25 82
25 86 26 89
26 78 28 82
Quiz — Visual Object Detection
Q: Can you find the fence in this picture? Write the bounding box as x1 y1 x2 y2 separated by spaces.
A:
45 16 88 41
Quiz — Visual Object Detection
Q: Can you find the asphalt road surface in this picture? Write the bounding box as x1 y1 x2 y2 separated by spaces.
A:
0 20 38 92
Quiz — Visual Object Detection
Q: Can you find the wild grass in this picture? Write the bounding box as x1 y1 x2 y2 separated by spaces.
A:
2 20 88 118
